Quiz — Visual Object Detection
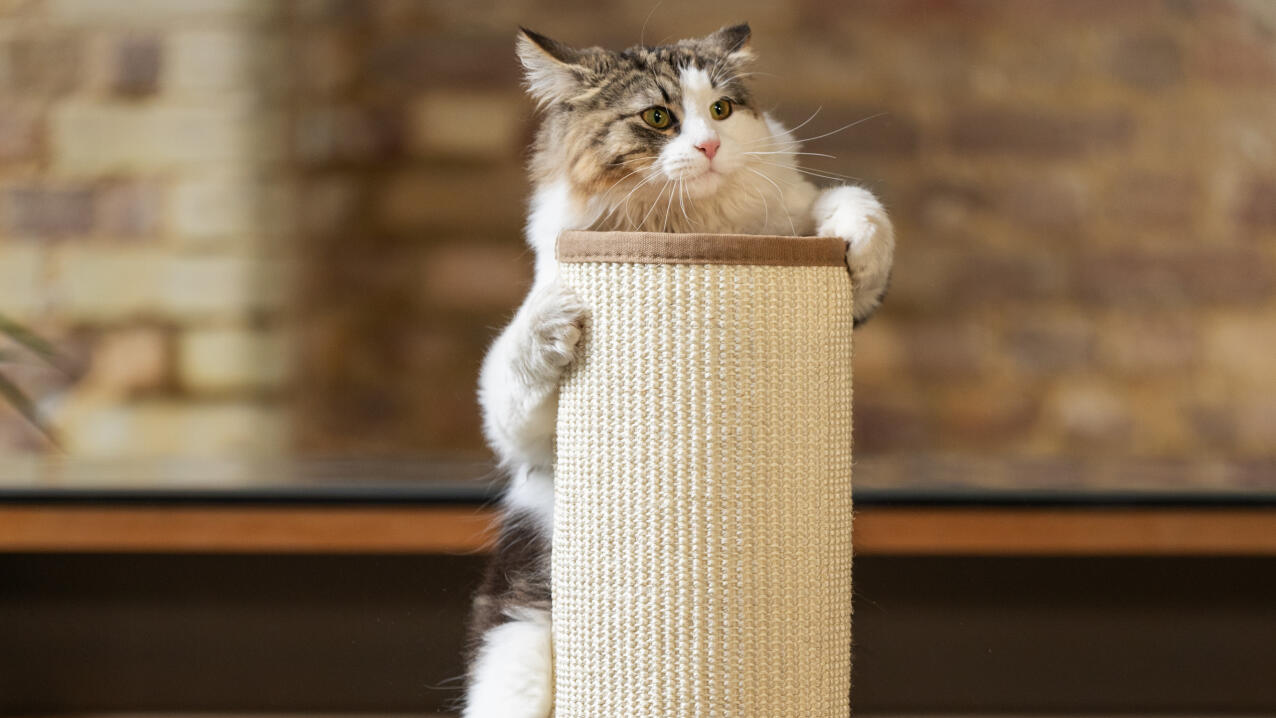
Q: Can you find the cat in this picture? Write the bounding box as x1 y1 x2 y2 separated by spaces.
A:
462 23 894 718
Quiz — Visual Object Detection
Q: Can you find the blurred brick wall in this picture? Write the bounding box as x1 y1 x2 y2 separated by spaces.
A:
1 0 1274 485
0 0 292 481
288 0 1276 472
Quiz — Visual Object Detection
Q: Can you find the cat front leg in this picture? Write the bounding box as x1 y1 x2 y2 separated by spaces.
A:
462 608 553 718
478 280 586 471
462 509 554 718
812 185 896 324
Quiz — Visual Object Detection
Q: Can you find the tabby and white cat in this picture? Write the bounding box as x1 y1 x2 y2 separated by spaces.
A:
464 24 894 718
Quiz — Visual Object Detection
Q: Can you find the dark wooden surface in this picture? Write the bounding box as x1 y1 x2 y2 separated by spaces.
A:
2 554 1274 715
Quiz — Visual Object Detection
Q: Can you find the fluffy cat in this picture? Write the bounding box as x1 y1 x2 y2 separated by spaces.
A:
463 23 894 718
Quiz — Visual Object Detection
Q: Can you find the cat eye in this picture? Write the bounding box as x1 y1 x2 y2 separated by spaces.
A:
641 106 674 130
710 99 733 120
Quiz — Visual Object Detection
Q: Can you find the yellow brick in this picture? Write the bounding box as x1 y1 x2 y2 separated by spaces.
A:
46 0 279 23
51 101 284 175
179 327 287 392
164 28 284 95
172 173 257 241
161 256 262 319
55 246 165 321
1205 315 1276 390
58 401 287 457
0 244 45 317
0 455 41 485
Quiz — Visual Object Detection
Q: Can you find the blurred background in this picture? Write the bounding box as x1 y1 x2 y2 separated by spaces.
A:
3 2 1276 717
2 0 1275 490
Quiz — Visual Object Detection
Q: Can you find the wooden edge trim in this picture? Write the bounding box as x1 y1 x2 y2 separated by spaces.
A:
0 506 498 555
856 508 1276 556
556 230 846 267
3 506 1276 555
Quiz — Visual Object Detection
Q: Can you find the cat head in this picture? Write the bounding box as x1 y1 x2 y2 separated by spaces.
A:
517 24 777 206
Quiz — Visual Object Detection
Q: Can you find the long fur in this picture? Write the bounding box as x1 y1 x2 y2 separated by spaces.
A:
463 24 895 718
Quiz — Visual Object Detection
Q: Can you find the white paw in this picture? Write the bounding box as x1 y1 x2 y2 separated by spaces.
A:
463 611 554 718
812 185 895 322
526 282 586 373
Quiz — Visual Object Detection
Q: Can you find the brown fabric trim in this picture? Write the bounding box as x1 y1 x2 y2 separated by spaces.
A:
557 230 846 267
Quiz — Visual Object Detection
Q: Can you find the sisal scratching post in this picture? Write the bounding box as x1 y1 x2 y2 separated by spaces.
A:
553 230 854 718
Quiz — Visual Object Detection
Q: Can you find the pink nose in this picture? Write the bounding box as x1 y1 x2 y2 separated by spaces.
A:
696 138 720 160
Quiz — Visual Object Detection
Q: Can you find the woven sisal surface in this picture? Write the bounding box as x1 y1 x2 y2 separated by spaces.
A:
554 235 854 718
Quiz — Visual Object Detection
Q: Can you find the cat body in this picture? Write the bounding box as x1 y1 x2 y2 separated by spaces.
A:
464 24 893 718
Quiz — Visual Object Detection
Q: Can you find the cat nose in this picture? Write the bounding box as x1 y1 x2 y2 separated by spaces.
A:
695 138 720 160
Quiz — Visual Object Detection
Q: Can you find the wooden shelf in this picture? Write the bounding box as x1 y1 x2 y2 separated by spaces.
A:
3 504 1275 555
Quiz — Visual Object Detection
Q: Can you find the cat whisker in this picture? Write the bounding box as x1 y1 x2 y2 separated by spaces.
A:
661 175 678 231
762 113 888 150
677 178 693 226
749 158 864 183
747 167 796 235
600 170 660 226
743 150 838 159
740 107 821 148
633 179 671 230
753 184 770 230
608 155 657 168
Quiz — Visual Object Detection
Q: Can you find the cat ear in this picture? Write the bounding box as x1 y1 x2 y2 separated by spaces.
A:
705 22 753 61
517 28 590 107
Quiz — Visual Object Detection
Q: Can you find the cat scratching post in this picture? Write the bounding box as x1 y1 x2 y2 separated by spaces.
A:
553 230 854 717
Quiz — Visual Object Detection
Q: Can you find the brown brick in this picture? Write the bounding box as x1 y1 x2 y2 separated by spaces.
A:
96 181 161 237
298 176 365 239
294 0 368 22
375 165 525 234
998 174 1086 234
1098 319 1199 374
76 326 173 398
899 321 987 378
294 105 400 166
1186 403 1237 452
1205 314 1276 391
0 104 39 161
1195 33 1276 85
9 33 82 96
947 109 1134 156
1004 321 1095 374
1074 249 1275 306
911 180 992 234
1108 172 1200 227
296 28 361 97
111 36 161 96
852 393 934 453
937 385 1040 447
421 243 531 313
1237 178 1276 227
813 106 921 157
944 251 1072 308
4 186 94 237
1108 34 1183 91
369 33 518 90
1047 382 1132 448
1236 399 1276 454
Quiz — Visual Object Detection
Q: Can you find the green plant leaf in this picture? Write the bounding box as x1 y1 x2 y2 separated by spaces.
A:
0 313 60 367
0 371 56 444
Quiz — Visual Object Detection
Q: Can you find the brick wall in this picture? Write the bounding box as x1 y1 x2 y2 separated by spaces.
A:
287 0 1276 481
1 0 1273 487
0 0 291 482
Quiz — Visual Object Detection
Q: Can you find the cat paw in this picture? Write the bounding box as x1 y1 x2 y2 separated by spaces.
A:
525 282 586 375
813 185 895 323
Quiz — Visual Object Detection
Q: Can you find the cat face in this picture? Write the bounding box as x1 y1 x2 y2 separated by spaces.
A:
519 24 775 203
